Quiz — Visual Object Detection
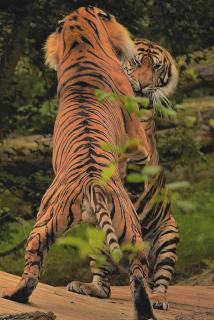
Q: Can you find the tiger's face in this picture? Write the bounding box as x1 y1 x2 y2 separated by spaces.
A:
44 6 136 70
124 39 178 108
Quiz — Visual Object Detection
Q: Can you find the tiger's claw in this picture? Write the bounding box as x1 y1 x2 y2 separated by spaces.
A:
67 280 111 299
150 291 169 310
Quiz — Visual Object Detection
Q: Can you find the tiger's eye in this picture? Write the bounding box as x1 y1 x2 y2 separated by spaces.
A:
153 63 162 70
134 58 141 67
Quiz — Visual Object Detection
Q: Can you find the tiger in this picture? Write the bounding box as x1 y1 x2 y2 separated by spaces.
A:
68 39 179 311
1 7 157 320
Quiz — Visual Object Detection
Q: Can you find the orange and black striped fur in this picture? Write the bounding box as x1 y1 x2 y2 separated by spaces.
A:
69 39 179 311
1 8 156 320
125 40 179 310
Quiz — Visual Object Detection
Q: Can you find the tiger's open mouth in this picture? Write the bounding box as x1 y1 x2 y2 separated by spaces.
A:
131 80 172 112
127 73 173 113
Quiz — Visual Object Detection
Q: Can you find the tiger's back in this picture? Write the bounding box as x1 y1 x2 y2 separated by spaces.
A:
2 8 156 320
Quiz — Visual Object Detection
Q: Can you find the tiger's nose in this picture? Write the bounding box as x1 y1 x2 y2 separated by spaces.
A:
139 73 153 89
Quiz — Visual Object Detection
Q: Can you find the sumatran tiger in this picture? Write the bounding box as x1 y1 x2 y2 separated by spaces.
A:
68 39 179 311
1 7 157 320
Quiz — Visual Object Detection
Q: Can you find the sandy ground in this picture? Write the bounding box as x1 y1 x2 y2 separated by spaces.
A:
0 271 214 320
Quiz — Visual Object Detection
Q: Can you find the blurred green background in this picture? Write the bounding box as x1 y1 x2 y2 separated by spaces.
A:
0 0 213 286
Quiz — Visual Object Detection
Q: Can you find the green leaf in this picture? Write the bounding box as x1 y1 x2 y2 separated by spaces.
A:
123 138 139 152
121 242 145 254
142 165 162 176
186 67 198 80
94 89 111 102
86 227 105 249
166 181 190 190
175 104 185 110
111 248 122 264
137 109 151 118
176 200 196 211
155 102 177 118
100 142 122 154
134 96 150 108
126 173 146 183
209 119 214 127
123 98 138 113
184 115 196 127
57 236 93 259
202 259 214 270
101 163 116 182
127 163 141 171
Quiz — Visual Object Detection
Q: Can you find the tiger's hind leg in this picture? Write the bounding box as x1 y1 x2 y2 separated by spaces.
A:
1 191 81 303
148 215 179 310
68 248 117 298
67 190 118 299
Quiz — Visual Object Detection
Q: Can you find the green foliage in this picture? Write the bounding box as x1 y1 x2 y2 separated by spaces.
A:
127 165 161 183
12 57 57 133
155 102 177 118
100 142 122 155
183 115 197 127
0 218 33 255
0 152 53 222
202 259 214 271
100 139 142 157
101 163 117 184
168 153 214 278
209 119 214 127
166 181 190 191
58 224 106 266
185 67 199 81
95 89 148 114
175 200 196 212
57 223 143 267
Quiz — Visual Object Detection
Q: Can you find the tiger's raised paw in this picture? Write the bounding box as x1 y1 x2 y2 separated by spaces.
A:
150 292 169 310
67 280 111 299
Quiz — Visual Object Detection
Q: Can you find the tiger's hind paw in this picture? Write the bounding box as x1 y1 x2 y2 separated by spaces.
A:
1 276 37 303
150 292 169 310
67 280 111 299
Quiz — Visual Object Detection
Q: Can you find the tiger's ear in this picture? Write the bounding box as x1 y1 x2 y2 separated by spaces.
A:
44 32 60 70
108 20 136 63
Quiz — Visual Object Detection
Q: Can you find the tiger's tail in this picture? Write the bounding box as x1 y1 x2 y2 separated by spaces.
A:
86 184 122 262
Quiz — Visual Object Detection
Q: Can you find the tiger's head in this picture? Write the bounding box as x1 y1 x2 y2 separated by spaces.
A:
44 6 136 70
123 39 178 109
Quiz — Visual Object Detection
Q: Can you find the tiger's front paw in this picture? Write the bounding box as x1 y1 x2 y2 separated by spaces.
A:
1 276 38 303
150 291 169 310
67 280 111 299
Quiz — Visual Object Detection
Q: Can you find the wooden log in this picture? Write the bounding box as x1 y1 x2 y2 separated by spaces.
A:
0 312 56 320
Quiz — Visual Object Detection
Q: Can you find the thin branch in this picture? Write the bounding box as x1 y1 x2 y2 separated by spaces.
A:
0 239 26 257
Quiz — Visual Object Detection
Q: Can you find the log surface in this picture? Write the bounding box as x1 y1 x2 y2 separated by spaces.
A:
0 272 214 320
